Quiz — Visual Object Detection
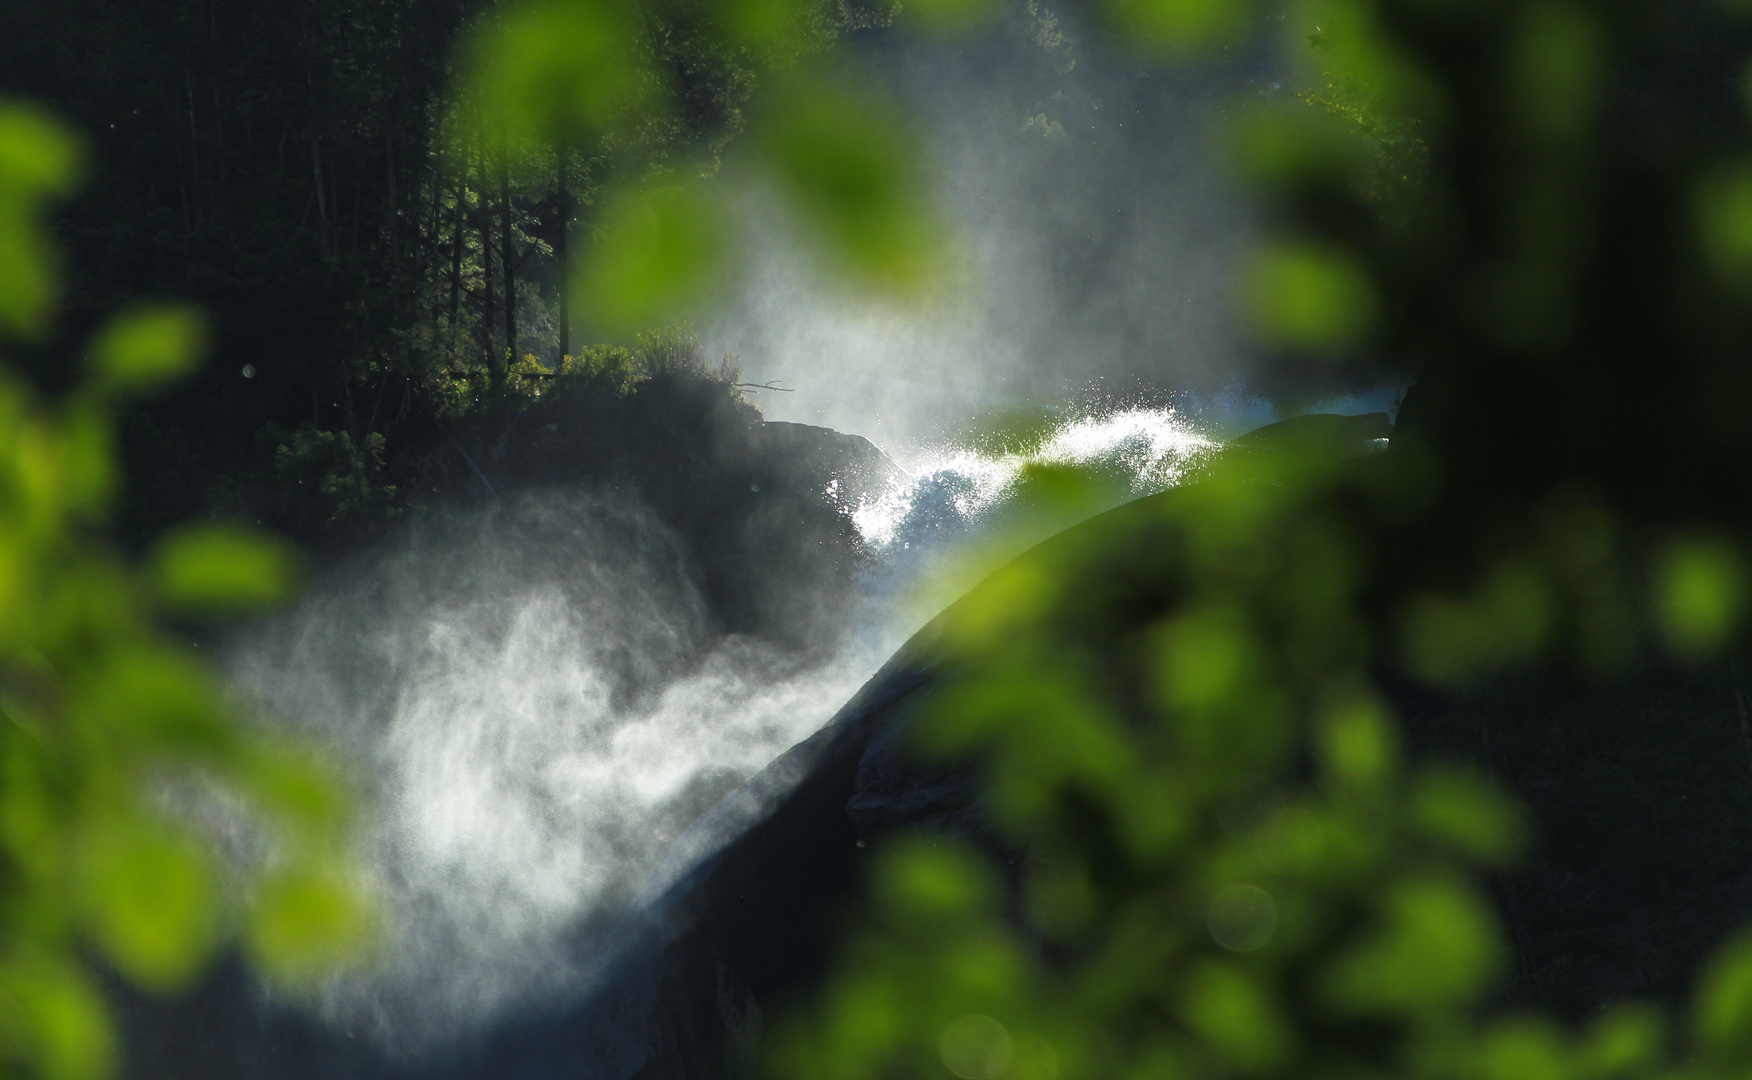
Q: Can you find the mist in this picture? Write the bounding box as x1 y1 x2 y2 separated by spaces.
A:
225 494 892 1055
217 6 1384 1059
703 4 1284 453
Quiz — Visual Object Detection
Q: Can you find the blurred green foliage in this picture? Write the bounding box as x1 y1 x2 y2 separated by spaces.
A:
394 0 1752 1078
0 100 369 1079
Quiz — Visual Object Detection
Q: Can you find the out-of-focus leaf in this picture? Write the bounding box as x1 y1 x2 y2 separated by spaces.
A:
1154 606 1258 713
576 181 725 334
1400 560 1553 683
1697 163 1752 289
1246 241 1378 353
463 0 646 148
934 561 1059 657
1478 1017 1569 1080
1176 959 1290 1070
0 958 114 1080
754 75 938 291
149 524 297 617
873 840 996 923
718 0 812 47
1254 806 1329 877
1320 875 1504 1015
0 104 82 195
1694 929 1752 1058
246 866 373 987
88 306 205 393
236 740 351 839
1654 536 1744 663
1409 767 1526 868
903 0 1004 34
1291 0 1435 121
58 403 113 518
1229 102 1373 191
1317 692 1399 790
1104 0 1251 52
65 645 228 752
1024 859 1095 936
0 103 81 339
1503 2 1603 144
1577 1003 1664 1078
76 817 217 992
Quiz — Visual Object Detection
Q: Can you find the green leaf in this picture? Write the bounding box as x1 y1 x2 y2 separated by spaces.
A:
464 0 647 148
1504 2 1603 143
1577 1003 1664 1078
1694 929 1752 1058
0 104 82 195
1246 241 1379 353
1654 536 1744 663
1176 959 1290 1071
1479 1017 1570 1080
1409 767 1527 868
0 958 114 1080
1103 0 1251 52
1317 692 1400 790
903 0 1004 33
873 840 997 923
576 181 725 334
65 644 229 752
0 103 82 340
76 817 217 992
58 403 114 518
236 740 351 840
149 524 297 617
1320 875 1504 1016
246 867 374 987
89 306 206 393
1153 606 1258 713
754 74 939 291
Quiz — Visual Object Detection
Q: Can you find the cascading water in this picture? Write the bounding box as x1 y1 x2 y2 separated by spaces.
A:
854 405 1219 551
223 402 1218 1055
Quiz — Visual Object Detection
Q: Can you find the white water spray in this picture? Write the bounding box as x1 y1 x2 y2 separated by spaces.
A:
223 403 1218 1054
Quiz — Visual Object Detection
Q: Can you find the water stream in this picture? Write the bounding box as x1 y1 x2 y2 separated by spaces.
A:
225 402 1219 1053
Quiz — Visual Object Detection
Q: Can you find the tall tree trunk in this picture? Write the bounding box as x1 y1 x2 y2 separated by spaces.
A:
448 178 464 336
498 138 516 371
306 67 329 255
386 116 401 307
213 86 229 227
556 148 569 360
310 132 329 254
185 68 202 221
477 140 499 376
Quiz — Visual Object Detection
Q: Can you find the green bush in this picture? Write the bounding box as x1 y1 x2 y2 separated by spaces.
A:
0 100 370 1080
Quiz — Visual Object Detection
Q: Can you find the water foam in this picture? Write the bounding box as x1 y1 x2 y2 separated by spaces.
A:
851 405 1218 552
225 404 1219 1054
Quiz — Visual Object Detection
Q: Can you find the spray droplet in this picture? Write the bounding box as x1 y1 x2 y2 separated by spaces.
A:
241 364 257 379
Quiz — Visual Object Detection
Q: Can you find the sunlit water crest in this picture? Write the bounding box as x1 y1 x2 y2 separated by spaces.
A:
853 406 1218 551
225 403 1218 1052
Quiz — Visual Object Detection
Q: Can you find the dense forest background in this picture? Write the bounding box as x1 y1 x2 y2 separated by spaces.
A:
0 0 850 551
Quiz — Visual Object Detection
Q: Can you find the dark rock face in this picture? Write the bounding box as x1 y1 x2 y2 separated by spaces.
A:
113 647 947 1080
1226 411 1392 456
447 374 902 654
119 422 1752 1077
